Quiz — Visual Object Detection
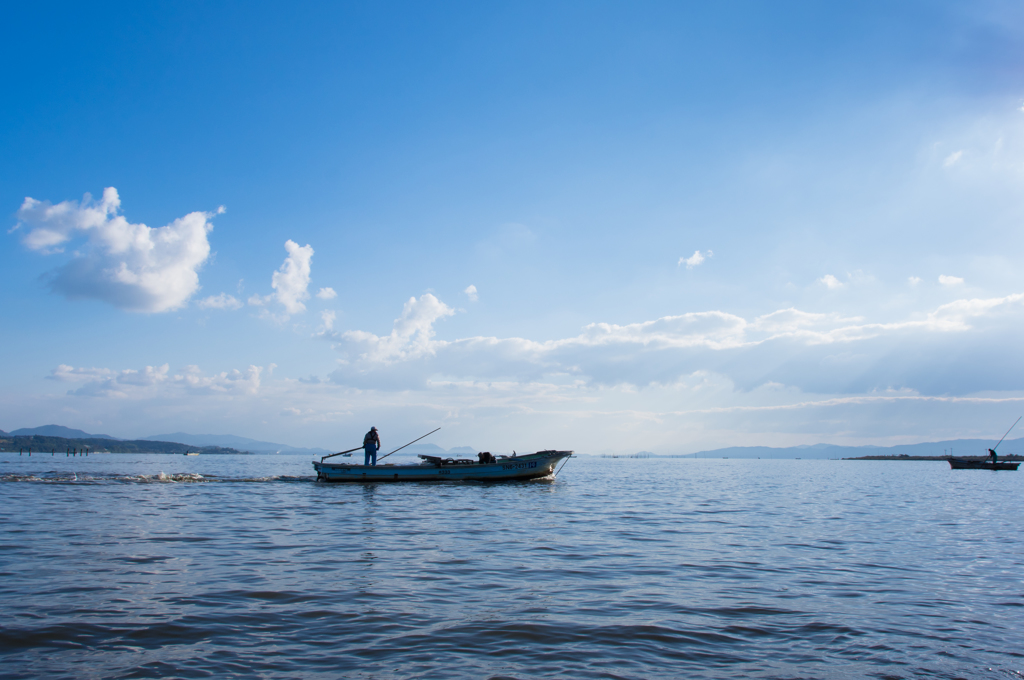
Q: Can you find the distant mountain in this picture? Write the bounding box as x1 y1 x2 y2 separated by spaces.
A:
10 425 118 440
680 436 1024 460
401 443 448 454
143 432 332 455
391 444 481 455
0 432 242 455
316 443 479 460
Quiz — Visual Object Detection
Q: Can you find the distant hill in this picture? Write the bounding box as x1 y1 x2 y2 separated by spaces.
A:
143 432 333 455
680 436 1024 460
141 434 479 457
10 425 119 440
4 425 478 457
401 443 448 454
327 443 480 459
0 433 242 455
390 444 481 455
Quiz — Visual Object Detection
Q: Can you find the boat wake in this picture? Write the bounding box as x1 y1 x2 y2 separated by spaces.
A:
0 472 316 484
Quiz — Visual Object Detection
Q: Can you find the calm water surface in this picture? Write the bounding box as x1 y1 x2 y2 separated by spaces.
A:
1 453 1021 679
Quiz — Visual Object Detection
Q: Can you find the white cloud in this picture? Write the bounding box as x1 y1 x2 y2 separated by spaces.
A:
247 294 270 307
939 274 964 286
23 292 1024 454
316 287 337 300
15 187 218 312
197 293 242 310
464 284 478 302
271 240 314 315
908 276 922 286
819 274 844 289
943 150 964 167
750 308 861 334
327 290 1024 396
178 365 263 395
338 293 455 364
320 309 336 332
679 250 712 268
48 362 263 397
48 365 116 382
49 363 171 396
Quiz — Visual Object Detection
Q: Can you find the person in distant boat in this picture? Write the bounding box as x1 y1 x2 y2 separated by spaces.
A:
989 448 998 465
363 427 381 466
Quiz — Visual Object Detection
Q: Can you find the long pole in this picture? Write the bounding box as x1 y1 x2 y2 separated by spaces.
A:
377 428 441 462
992 416 1022 453
321 446 363 463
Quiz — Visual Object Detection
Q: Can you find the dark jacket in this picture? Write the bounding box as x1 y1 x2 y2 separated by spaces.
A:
363 429 380 449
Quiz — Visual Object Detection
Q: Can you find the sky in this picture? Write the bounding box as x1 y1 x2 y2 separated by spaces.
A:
2 1 1024 454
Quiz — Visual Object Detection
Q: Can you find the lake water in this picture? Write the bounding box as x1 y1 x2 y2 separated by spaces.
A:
1 453 1021 679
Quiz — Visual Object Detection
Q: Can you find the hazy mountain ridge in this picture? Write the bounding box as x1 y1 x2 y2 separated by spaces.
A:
143 432 334 455
10 425 119 440
0 433 243 455
143 434 478 456
2 425 477 456
679 436 1024 459
6 425 1018 460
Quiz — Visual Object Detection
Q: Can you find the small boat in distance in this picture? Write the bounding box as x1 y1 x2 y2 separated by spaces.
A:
948 416 1021 471
314 450 573 483
948 458 1019 471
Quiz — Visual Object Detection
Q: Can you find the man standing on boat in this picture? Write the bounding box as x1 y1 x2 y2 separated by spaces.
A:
363 427 381 466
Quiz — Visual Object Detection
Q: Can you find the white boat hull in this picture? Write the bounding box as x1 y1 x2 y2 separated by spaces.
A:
313 450 572 483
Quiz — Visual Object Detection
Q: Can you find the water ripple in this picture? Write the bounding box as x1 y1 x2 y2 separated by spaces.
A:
0 455 1021 679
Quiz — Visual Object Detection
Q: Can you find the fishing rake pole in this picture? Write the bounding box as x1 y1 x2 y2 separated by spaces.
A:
321 446 363 463
991 416 1022 453
376 428 441 462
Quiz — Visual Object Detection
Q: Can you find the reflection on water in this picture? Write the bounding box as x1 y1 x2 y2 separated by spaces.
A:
1 453 1022 679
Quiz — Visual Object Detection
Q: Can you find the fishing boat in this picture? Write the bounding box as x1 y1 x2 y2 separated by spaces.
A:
948 458 1019 471
947 416 1022 471
313 450 573 483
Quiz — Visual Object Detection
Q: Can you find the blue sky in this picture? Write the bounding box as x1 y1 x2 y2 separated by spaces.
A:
3 1 1024 453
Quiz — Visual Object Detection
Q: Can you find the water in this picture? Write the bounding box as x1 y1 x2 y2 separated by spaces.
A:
1 453 1022 679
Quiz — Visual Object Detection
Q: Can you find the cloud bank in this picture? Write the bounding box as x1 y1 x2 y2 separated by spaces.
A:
27 289 1024 454
327 291 1024 398
49 362 263 397
15 188 219 312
